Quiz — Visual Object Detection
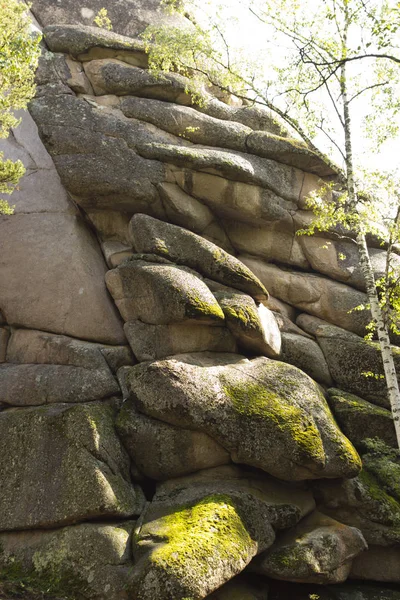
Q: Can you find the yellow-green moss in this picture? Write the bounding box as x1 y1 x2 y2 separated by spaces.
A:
150 494 255 575
222 304 260 332
185 293 225 320
223 381 324 464
358 469 400 525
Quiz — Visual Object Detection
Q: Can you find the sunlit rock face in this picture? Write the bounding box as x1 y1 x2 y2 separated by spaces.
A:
0 5 399 599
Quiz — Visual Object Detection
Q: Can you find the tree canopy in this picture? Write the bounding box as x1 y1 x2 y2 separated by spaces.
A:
0 0 41 214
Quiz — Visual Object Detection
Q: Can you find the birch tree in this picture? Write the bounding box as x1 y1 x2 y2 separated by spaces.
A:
143 0 400 446
0 0 41 214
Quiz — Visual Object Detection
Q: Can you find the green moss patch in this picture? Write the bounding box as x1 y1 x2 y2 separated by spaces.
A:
151 494 256 576
224 381 324 465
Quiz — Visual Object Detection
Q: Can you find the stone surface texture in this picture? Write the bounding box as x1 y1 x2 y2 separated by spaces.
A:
0 7 398 600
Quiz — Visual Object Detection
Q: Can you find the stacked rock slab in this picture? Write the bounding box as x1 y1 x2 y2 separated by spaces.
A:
0 5 400 599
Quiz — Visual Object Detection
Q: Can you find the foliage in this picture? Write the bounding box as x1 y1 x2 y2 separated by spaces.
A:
0 0 41 213
93 8 113 31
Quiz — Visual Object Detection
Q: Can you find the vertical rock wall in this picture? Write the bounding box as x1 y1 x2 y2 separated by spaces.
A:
0 4 399 599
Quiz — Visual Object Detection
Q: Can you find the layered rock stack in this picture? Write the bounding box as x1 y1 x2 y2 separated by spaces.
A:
0 3 399 599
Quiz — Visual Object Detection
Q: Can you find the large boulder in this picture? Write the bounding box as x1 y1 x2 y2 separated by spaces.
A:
116 400 231 480
328 388 397 448
0 107 125 344
297 315 400 407
0 363 119 406
280 332 333 386
29 94 167 213
0 521 135 600
44 24 147 65
139 142 321 205
252 510 367 584
128 214 268 301
0 402 145 530
350 545 400 583
124 320 237 361
240 257 370 336
312 467 400 547
124 352 361 480
129 465 314 599
130 493 265 600
214 290 281 357
105 256 225 324
31 0 189 38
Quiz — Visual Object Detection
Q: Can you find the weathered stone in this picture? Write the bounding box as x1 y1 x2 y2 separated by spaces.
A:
116 400 230 480
83 58 196 103
65 56 94 94
172 170 297 227
197 98 288 135
0 214 125 344
297 315 400 407
31 0 190 39
130 494 266 600
149 464 315 531
312 468 400 547
0 521 135 600
34 50 75 97
101 240 134 268
158 182 215 233
129 465 314 599
240 257 370 336
227 221 309 269
0 328 9 363
6 328 134 373
44 24 147 65
252 510 367 584
124 320 236 361
0 364 119 406
88 210 132 244
120 96 252 151
139 142 321 205
280 333 333 386
29 94 167 213
214 291 281 357
361 440 400 503
274 311 314 338
247 131 337 176
350 545 400 583
106 257 225 324
328 388 397 448
129 214 268 301
125 353 361 480
299 236 400 291
0 402 145 530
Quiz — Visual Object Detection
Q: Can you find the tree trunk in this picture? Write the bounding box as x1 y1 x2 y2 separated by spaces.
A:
357 232 400 448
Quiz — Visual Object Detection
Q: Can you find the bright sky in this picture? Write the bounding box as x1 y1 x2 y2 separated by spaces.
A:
192 0 400 175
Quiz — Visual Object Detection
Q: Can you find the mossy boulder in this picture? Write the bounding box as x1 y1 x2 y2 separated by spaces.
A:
0 402 145 530
328 389 397 448
125 352 361 480
105 257 224 325
128 214 268 302
361 439 400 502
130 494 264 600
0 521 135 600
297 315 400 407
252 510 366 584
214 291 281 357
312 464 400 546
116 400 230 480
153 465 315 531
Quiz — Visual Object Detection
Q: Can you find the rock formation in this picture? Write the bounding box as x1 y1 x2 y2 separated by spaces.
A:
0 2 399 598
